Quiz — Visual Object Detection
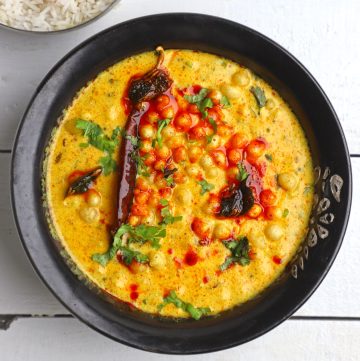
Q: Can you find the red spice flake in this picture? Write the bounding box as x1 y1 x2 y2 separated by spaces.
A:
129 284 138 291
183 250 198 266
249 250 256 260
167 248 173 255
203 276 209 284
174 257 183 268
130 291 139 301
215 270 222 277
272 256 282 265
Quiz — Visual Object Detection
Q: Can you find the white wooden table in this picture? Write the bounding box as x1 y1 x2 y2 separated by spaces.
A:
1 0 359 359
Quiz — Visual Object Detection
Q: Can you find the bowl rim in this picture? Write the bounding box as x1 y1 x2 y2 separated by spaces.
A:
10 12 352 354
0 0 120 34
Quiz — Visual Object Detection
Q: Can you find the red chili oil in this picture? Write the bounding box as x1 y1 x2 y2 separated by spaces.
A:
130 292 139 301
203 276 209 284
272 256 282 265
183 250 198 266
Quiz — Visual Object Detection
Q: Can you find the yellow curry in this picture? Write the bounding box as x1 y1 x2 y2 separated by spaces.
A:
45 49 314 319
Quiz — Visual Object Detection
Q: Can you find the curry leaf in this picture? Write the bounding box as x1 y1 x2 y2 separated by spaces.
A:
66 167 102 196
250 86 266 109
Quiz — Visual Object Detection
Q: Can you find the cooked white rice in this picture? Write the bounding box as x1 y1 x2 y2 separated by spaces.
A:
0 0 117 32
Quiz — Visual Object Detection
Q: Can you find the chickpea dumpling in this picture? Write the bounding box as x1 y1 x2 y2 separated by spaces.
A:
46 49 314 318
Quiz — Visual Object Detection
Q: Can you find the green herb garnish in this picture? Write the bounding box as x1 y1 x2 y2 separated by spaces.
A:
220 95 231 107
250 86 266 110
125 134 139 147
220 236 251 271
165 175 175 187
126 224 166 249
158 290 210 320
265 154 273 162
197 179 215 195
91 224 166 266
117 246 149 266
237 162 249 181
76 119 121 175
159 199 182 225
184 88 213 118
131 151 150 177
99 154 117 176
155 118 171 147
283 208 289 218
208 117 217 133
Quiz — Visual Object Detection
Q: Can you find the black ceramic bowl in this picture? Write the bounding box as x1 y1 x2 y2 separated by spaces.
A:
11 13 352 354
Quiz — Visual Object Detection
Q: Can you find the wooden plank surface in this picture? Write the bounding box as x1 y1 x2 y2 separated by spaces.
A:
0 0 359 153
0 317 359 360
0 152 359 316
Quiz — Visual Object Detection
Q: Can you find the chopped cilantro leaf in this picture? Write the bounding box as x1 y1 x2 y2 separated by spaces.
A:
165 175 175 187
159 198 169 206
220 236 251 271
131 151 150 177
184 88 208 103
208 117 217 133
220 95 231 107
197 179 215 195
158 290 210 320
265 154 273 162
118 246 149 266
125 134 139 147
76 119 119 153
99 154 117 175
155 119 171 147
160 201 182 225
184 88 213 118
91 224 166 266
237 162 249 181
76 119 120 175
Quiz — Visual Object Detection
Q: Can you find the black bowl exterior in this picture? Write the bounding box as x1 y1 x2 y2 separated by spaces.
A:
11 13 352 354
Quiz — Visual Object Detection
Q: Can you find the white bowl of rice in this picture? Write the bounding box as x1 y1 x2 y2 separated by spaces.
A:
0 0 120 32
